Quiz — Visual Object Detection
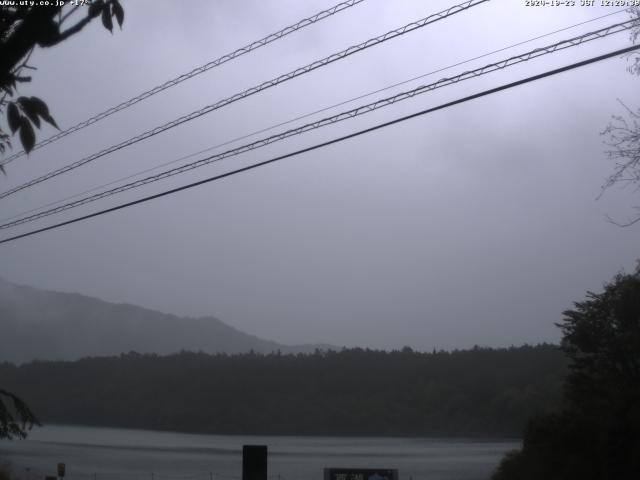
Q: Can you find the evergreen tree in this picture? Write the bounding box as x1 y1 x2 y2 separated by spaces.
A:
493 265 640 480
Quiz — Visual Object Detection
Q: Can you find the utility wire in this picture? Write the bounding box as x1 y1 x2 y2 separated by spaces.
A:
0 20 634 232
2 44 637 246
1 6 626 225
0 0 489 200
0 0 367 166
1 7 626 225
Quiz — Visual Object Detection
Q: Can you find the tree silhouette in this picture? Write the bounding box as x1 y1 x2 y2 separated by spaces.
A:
492 264 640 480
0 389 39 440
0 345 566 437
600 7 640 226
0 0 124 439
0 0 124 169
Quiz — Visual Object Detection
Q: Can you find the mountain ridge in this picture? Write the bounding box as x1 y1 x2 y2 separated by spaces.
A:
0 277 330 363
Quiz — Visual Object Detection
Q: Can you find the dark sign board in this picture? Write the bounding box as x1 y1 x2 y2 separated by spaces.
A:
242 445 267 480
324 468 398 480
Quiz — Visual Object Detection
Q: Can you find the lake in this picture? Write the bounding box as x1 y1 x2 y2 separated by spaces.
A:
0 425 519 480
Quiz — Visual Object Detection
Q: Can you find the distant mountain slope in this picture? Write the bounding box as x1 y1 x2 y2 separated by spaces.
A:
0 278 323 363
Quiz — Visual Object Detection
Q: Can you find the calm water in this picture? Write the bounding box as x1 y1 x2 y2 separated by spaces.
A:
0 425 519 480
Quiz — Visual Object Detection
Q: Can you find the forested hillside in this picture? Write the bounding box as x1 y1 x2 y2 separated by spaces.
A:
0 345 565 437
0 278 324 362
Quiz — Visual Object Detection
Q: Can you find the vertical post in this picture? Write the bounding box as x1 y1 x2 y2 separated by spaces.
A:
57 463 66 480
209 473 213 480
242 445 267 480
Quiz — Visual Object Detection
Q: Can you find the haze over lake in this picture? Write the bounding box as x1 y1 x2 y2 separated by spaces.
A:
0 425 518 480
2 1 638 479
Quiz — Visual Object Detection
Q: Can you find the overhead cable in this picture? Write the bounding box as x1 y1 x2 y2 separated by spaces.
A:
2 44 638 246
0 0 367 166
1 7 626 225
0 20 634 231
0 0 490 200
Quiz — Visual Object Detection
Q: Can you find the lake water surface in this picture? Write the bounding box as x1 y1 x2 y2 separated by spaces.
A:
0 425 519 480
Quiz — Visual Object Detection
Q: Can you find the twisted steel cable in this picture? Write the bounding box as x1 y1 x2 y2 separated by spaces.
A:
0 0 367 166
0 8 626 225
0 19 634 231
0 0 490 199
1 44 639 245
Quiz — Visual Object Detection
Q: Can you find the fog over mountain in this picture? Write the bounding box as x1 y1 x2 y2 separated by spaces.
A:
0 278 327 363
1 0 638 352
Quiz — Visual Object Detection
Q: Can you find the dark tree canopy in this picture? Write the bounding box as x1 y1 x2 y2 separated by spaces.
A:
0 0 124 165
493 265 640 480
559 268 640 412
0 345 565 437
0 389 39 440
0 0 124 439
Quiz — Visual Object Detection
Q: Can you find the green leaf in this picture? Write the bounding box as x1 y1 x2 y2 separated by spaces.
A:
102 6 113 32
24 97 58 129
24 96 48 115
112 0 124 28
19 118 35 153
7 103 21 134
40 111 59 129
17 97 41 129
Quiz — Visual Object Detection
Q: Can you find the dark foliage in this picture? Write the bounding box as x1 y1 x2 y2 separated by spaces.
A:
492 268 640 479
0 1 125 438
0 0 124 162
0 344 565 437
0 389 39 440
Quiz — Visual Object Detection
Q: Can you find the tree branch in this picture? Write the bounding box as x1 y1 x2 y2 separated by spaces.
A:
59 4 81 26
0 7 61 77
53 14 94 45
0 388 41 439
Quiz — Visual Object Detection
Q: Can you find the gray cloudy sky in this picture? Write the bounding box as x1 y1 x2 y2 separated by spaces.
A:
1 0 639 350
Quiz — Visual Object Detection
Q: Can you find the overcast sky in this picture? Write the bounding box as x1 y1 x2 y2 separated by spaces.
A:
0 0 638 350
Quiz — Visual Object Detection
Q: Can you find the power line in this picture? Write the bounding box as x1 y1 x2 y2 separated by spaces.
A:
0 0 367 166
0 0 490 200
2 8 626 225
1 44 637 246
0 19 634 231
